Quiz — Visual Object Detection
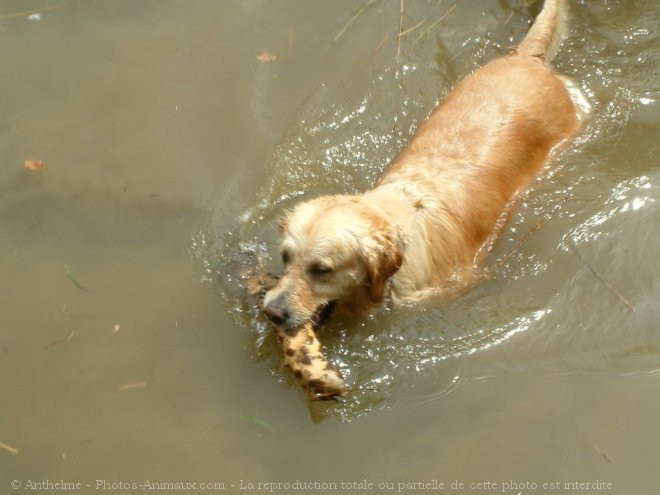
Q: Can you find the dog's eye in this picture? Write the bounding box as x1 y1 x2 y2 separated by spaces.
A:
309 263 333 276
281 250 291 265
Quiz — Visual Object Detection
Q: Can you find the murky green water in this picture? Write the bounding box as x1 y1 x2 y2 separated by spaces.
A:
2 0 659 493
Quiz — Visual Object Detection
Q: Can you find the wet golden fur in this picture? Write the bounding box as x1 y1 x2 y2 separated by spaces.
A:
263 0 580 330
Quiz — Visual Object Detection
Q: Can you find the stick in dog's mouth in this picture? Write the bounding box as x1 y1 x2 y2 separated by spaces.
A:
275 322 345 401
246 271 345 400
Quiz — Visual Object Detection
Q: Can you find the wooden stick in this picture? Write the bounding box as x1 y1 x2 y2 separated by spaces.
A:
246 271 345 400
496 218 545 268
334 0 379 43
374 34 389 53
398 18 425 38
412 4 456 46
567 240 636 313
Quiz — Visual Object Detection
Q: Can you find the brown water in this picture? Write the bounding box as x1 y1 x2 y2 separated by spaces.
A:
1 0 659 493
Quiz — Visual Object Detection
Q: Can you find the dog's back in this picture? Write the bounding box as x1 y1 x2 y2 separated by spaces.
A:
265 1 583 325
371 0 580 294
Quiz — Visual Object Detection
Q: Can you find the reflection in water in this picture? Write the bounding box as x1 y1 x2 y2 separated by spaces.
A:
190 0 660 421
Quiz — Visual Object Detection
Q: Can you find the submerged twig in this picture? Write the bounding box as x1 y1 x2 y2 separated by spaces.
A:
503 9 515 27
334 0 380 43
46 330 75 348
567 240 636 313
374 16 423 54
241 415 274 433
412 4 456 46
398 18 425 38
64 265 91 292
496 218 546 268
374 33 390 53
395 0 405 73
593 445 613 463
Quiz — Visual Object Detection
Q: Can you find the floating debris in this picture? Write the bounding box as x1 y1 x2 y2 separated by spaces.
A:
0 441 18 455
118 382 147 391
256 52 277 62
568 240 636 313
241 415 274 433
24 159 46 171
593 445 613 463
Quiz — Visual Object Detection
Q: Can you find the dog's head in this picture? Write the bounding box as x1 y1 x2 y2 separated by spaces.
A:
262 195 404 331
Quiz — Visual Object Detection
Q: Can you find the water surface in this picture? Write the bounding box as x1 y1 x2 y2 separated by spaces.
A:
1 0 659 493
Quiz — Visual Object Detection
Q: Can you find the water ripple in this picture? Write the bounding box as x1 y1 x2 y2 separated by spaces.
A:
191 2 660 420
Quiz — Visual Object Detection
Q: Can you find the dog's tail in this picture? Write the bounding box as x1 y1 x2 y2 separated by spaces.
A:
516 0 566 62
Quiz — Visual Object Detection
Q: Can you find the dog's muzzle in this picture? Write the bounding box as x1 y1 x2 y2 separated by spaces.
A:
263 293 290 327
264 296 337 332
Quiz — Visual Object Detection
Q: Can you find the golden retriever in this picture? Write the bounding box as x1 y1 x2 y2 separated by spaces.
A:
263 0 581 331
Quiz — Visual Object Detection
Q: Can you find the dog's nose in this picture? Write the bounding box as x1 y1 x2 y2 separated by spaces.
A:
263 298 290 326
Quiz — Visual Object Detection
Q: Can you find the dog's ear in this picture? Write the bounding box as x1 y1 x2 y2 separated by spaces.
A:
361 227 405 303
